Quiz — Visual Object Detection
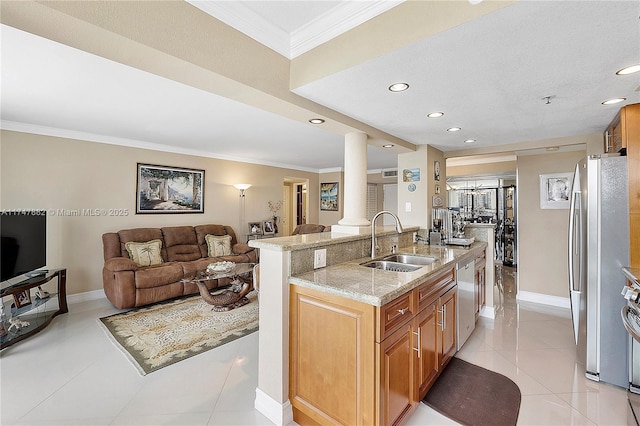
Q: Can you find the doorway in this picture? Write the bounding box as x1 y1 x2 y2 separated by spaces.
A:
282 178 308 236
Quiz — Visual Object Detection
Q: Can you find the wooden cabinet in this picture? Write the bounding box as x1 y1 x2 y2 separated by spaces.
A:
379 322 415 426
604 104 640 154
619 103 640 268
290 266 456 426
415 302 439 399
438 287 457 370
289 288 376 426
604 110 624 153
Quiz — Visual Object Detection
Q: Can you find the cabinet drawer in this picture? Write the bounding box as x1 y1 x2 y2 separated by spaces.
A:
417 267 455 312
378 292 414 342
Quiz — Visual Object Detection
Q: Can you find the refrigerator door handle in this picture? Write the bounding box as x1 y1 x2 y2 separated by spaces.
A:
568 192 581 292
568 166 581 344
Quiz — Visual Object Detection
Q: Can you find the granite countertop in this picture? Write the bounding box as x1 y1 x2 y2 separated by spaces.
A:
248 226 420 252
290 242 486 306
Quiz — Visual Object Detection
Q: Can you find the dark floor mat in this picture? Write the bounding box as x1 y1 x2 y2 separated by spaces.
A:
423 357 521 426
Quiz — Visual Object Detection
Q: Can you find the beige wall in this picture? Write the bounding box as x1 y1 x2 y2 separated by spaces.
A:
447 160 517 177
517 150 585 298
1 130 319 296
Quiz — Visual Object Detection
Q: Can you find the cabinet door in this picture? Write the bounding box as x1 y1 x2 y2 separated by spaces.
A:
604 108 627 153
290 287 376 426
438 288 457 369
379 322 416 426
415 302 439 400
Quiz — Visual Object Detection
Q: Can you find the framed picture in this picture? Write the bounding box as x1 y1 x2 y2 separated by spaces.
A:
136 163 204 214
403 168 420 182
435 184 441 195
434 161 441 182
248 222 263 235
263 220 275 235
320 182 339 211
14 290 31 309
540 172 573 209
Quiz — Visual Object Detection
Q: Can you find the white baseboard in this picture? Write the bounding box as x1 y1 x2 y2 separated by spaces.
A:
255 388 294 426
517 290 570 309
479 305 495 319
67 289 106 305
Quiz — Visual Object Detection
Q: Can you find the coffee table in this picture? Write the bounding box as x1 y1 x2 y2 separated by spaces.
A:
182 263 255 311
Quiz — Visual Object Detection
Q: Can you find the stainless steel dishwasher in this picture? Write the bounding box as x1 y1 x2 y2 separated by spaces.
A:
457 258 476 350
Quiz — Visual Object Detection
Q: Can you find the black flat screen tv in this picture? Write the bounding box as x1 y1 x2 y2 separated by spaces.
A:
1 211 47 283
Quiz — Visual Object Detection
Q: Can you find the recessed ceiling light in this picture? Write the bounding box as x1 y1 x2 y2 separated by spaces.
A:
464 139 476 144
427 112 444 118
447 127 462 132
388 82 409 92
308 118 325 124
382 144 395 148
602 98 626 105
616 64 640 75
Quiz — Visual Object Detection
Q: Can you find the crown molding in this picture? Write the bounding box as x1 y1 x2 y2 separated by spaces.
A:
186 0 291 57
186 0 404 59
291 1 404 58
1 121 320 173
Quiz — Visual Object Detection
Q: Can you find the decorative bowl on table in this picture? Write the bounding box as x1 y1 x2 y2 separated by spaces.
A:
206 261 235 275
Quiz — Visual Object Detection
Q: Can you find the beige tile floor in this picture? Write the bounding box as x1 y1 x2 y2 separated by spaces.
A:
0 265 629 425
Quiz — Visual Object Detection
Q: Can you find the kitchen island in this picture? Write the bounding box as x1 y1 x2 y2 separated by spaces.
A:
249 229 487 426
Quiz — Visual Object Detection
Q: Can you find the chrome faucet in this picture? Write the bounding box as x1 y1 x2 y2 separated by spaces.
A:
371 210 404 259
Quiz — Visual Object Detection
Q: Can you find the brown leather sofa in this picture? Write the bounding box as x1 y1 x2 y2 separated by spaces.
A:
102 224 257 309
291 224 331 235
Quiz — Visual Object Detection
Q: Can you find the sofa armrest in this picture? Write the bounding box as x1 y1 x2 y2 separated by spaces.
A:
232 243 254 255
104 257 139 272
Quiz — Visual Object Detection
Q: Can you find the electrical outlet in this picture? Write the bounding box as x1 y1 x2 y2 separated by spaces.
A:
314 249 327 269
405 202 412 212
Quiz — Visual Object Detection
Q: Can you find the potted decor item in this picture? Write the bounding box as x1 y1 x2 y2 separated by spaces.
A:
268 200 283 234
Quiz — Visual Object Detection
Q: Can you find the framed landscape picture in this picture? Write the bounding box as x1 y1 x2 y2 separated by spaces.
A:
320 182 339 211
136 164 204 214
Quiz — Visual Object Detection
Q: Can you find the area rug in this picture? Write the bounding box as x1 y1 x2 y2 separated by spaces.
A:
423 357 521 426
98 291 258 375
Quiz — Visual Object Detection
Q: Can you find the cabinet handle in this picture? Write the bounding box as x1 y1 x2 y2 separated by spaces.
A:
438 305 447 330
397 308 408 315
413 328 421 358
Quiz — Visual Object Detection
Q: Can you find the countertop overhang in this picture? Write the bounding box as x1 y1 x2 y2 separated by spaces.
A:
290 242 486 306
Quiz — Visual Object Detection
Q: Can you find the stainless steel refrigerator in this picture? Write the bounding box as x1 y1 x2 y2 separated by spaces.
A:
569 154 629 388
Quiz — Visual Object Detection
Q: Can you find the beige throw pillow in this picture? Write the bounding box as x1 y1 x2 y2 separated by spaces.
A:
125 239 163 267
205 234 232 257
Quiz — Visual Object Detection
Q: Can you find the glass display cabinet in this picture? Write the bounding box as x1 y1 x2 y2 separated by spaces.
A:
497 186 517 266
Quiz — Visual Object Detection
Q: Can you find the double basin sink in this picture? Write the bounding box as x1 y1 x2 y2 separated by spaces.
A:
361 254 437 272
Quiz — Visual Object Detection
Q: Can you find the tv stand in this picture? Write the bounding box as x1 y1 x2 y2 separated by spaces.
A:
1 269 67 349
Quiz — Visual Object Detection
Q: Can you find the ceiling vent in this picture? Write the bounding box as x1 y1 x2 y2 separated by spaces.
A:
382 169 398 178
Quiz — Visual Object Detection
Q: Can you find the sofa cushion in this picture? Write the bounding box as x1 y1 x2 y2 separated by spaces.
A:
195 225 237 257
118 228 166 260
125 239 164 267
162 226 201 262
135 262 184 289
205 234 232 257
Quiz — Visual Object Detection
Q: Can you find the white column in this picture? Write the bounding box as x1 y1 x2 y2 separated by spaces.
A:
336 132 370 231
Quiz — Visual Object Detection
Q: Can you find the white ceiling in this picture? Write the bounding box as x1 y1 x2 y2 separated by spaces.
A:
2 1 639 172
